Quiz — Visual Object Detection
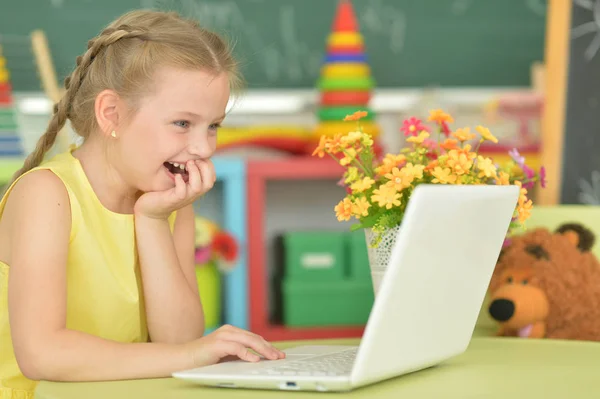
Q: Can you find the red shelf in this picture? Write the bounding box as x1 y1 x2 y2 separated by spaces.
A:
247 156 365 341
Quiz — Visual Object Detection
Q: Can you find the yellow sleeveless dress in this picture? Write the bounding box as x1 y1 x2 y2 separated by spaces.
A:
0 146 177 398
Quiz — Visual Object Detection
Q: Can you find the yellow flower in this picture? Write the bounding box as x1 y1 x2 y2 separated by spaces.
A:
517 197 533 223
375 154 406 175
476 156 497 178
476 125 498 143
446 149 474 175
406 131 430 144
360 132 374 147
371 185 402 209
341 131 363 146
340 147 357 166
352 197 371 217
428 109 454 124
451 127 476 142
350 176 375 193
403 163 425 179
431 167 458 184
344 167 359 184
334 198 353 221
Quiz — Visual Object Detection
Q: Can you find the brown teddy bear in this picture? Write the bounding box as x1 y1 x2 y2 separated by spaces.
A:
488 223 600 341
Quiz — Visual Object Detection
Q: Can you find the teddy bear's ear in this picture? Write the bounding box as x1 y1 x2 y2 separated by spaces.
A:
555 223 595 252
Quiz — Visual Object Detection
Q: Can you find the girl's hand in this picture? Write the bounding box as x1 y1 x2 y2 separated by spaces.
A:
135 159 215 220
184 325 286 367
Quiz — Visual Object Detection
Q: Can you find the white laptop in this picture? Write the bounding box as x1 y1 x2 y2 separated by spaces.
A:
173 184 520 392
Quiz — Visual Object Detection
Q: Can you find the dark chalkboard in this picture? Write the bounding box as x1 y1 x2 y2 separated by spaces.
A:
561 0 600 204
0 0 547 91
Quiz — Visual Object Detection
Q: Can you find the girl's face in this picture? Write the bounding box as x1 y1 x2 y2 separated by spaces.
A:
114 66 230 193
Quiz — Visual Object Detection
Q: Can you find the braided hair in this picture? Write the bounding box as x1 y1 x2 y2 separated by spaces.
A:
8 10 241 187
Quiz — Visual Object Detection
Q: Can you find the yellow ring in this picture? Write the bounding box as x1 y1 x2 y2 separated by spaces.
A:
321 63 370 79
314 121 380 138
327 32 364 47
217 126 312 146
0 69 9 84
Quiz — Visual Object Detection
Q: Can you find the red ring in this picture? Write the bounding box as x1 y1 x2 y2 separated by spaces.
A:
320 91 371 106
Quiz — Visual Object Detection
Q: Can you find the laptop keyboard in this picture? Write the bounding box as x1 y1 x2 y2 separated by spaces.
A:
250 348 358 377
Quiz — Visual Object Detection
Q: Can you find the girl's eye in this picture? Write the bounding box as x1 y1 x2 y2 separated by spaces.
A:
174 120 190 129
208 123 221 135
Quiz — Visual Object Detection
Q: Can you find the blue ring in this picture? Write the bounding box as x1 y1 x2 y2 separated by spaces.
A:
324 53 367 63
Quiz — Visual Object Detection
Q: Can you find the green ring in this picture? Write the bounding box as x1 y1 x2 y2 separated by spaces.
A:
317 76 375 91
318 106 375 122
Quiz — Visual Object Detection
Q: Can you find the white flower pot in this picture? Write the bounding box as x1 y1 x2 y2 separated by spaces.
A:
364 225 401 295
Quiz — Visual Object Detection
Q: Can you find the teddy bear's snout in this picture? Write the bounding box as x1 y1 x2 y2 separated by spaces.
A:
489 298 515 321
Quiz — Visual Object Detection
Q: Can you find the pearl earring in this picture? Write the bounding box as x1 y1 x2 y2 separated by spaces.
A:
110 131 117 138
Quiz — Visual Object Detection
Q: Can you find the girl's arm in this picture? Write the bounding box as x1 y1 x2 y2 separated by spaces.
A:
7 171 283 382
134 204 205 344
6 171 189 381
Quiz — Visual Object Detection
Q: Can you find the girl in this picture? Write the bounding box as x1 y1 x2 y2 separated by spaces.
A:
0 9 284 398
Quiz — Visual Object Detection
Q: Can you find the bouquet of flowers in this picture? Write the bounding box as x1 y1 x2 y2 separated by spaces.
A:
312 109 546 248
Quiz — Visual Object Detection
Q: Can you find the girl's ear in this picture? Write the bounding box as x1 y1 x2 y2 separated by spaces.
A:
94 89 121 137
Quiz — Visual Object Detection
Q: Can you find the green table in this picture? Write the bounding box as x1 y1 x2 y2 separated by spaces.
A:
34 337 600 398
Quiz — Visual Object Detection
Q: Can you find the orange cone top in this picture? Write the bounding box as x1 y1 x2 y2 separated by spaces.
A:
332 0 359 33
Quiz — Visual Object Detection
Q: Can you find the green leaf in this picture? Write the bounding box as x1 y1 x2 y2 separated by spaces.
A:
350 223 364 232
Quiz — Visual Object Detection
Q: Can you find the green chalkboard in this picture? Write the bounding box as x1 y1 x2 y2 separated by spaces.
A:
0 0 547 91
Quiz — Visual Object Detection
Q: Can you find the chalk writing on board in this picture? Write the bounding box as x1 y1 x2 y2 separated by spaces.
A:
526 0 547 17
578 170 600 204
571 0 600 61
145 0 409 82
359 0 407 54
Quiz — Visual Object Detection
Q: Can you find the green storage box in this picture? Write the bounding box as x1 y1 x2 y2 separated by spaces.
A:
348 230 371 280
282 279 374 327
283 231 346 281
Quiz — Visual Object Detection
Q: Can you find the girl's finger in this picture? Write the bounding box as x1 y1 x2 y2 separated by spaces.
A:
217 341 260 363
216 331 280 361
219 324 285 359
187 160 202 194
196 160 216 191
174 173 186 200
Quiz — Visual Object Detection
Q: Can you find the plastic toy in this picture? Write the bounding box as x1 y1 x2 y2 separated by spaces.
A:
0 45 25 157
194 216 240 330
314 0 381 142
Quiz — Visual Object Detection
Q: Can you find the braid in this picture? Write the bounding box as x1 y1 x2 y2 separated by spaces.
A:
5 26 150 189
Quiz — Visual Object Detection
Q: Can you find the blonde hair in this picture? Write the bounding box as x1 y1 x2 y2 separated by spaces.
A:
8 10 242 187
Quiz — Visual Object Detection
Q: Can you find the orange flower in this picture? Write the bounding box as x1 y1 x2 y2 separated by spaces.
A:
425 159 439 171
334 198 353 221
440 138 459 151
344 110 368 121
495 171 511 185
325 133 346 154
375 154 406 175
446 149 474 175
428 109 454 124
312 136 327 158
